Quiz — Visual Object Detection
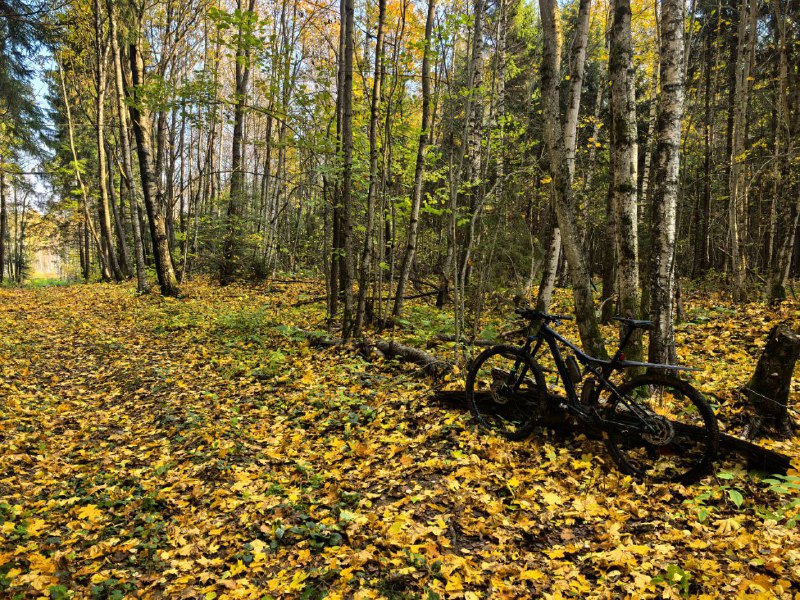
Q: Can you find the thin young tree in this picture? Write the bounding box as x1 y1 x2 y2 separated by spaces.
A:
393 0 435 319
107 0 148 292
220 0 257 285
340 0 356 337
354 0 386 336
93 0 125 282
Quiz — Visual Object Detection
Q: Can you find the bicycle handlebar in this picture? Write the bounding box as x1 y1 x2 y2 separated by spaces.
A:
515 308 574 322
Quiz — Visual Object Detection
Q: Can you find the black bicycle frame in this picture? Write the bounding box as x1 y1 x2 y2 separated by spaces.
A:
519 320 696 432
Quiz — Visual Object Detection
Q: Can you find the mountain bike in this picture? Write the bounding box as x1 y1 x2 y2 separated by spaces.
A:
465 308 719 484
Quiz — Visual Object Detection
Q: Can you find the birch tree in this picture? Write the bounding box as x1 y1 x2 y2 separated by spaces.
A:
538 0 606 358
609 0 641 360
649 0 686 364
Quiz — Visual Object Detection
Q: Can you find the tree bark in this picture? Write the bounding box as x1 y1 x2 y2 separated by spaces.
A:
693 29 713 277
127 29 180 296
354 0 386 336
0 171 5 283
536 0 590 313
610 0 642 361
535 207 561 312
220 0 257 285
727 0 753 300
600 180 616 323
538 0 607 358
93 0 125 283
765 0 797 303
106 151 131 278
340 0 356 337
743 323 800 438
393 0 435 319
648 0 685 365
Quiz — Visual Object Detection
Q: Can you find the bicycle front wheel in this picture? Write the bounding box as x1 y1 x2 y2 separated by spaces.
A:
604 374 719 485
465 345 547 440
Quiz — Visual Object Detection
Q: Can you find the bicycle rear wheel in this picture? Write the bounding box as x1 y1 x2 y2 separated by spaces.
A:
603 373 719 485
466 345 547 440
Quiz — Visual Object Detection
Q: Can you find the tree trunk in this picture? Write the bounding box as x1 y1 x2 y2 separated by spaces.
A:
648 0 685 365
339 0 356 337
536 0 590 313
600 181 616 323
393 0 435 319
743 323 800 438
58 58 110 281
106 151 131 278
610 0 642 361
354 0 386 336
765 0 796 304
693 29 713 277
0 171 5 284
127 31 180 297
563 0 591 183
535 207 561 312
727 0 753 301
537 0 606 358
453 0 486 343
221 0 257 285
93 0 125 283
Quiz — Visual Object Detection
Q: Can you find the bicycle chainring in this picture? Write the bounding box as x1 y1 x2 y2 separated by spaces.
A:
641 414 675 446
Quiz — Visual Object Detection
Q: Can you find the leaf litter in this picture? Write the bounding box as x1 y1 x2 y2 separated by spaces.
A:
0 281 798 598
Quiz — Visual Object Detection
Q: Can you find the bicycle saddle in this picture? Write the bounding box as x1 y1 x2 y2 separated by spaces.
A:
613 316 653 330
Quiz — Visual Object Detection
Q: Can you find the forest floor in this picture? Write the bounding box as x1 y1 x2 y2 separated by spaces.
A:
0 280 798 599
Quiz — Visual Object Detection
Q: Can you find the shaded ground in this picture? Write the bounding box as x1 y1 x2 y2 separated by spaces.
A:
0 280 798 598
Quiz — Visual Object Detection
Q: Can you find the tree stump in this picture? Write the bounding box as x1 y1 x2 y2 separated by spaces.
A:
743 322 800 439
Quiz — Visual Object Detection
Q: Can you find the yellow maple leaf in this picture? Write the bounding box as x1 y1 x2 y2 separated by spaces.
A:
77 504 104 522
444 572 464 592
542 492 562 506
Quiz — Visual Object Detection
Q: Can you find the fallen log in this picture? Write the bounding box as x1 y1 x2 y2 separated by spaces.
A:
370 339 452 378
303 330 453 378
432 390 792 475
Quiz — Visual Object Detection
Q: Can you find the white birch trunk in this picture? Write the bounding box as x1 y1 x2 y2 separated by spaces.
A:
649 0 686 364
610 0 641 359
